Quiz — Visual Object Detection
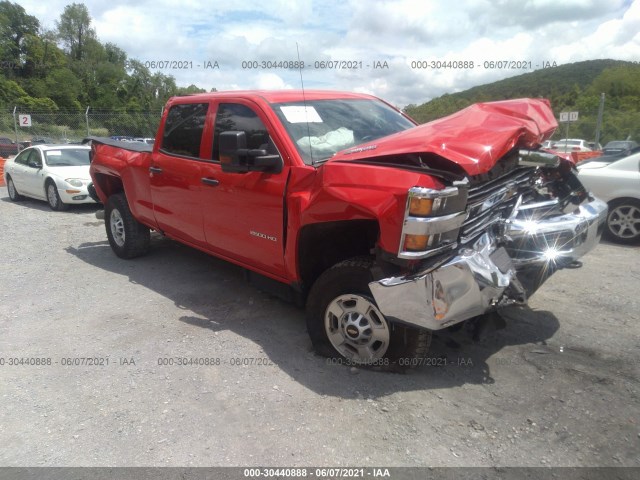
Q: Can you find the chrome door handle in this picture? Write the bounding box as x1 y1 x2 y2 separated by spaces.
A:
201 178 220 186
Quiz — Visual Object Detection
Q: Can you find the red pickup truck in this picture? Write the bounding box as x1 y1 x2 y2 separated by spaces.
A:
88 90 607 368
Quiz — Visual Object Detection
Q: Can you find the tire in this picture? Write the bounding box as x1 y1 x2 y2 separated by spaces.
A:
104 192 150 259
6 176 24 201
605 199 640 245
306 257 431 370
46 180 68 211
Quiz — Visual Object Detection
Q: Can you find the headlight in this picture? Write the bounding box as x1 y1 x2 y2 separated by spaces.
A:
65 178 84 187
398 182 469 259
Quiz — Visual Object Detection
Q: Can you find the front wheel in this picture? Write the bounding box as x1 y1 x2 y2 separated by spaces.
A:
306 257 431 370
46 180 68 211
105 192 150 258
605 199 640 245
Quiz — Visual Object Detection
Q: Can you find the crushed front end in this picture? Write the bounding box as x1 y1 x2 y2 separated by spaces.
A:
369 149 607 331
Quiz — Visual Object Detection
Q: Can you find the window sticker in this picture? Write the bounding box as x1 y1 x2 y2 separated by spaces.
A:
279 106 323 123
47 150 62 156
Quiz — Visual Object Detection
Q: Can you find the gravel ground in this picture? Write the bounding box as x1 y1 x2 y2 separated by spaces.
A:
0 186 639 468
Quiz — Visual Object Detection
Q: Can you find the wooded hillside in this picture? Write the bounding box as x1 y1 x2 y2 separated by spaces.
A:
404 59 640 144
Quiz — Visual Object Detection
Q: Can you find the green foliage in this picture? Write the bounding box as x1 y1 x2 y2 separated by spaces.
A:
56 2 96 61
0 1 216 139
0 76 27 103
176 84 207 96
404 60 640 143
0 1 39 70
16 95 58 112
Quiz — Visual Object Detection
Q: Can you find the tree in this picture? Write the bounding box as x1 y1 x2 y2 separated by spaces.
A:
56 3 96 61
0 1 40 70
175 84 206 96
20 31 66 78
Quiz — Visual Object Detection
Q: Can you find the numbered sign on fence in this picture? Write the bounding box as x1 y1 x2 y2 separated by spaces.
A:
19 114 32 127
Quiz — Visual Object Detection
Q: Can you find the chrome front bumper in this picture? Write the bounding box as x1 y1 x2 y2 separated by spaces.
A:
369 196 608 331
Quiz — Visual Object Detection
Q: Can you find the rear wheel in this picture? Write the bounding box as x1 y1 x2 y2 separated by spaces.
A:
605 199 640 245
46 180 68 211
6 176 23 201
104 192 150 258
306 257 431 370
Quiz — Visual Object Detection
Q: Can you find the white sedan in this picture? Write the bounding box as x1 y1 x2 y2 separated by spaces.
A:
551 138 592 153
4 144 97 211
577 152 640 244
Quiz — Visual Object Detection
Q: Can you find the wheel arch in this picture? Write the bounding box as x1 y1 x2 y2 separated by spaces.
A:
608 196 640 206
92 173 124 203
43 176 58 194
297 219 380 294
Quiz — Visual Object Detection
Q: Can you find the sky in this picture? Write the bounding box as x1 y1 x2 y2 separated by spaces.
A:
16 0 640 108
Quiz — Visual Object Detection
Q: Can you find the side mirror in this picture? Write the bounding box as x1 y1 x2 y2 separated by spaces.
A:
219 131 283 174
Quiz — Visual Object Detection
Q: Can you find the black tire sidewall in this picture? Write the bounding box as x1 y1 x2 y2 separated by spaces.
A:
7 177 21 201
104 193 150 258
306 261 375 359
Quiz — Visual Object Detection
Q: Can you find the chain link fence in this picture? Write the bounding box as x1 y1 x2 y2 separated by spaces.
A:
0 108 162 148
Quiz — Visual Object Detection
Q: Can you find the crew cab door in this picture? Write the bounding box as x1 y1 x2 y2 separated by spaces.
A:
149 102 210 246
200 101 289 278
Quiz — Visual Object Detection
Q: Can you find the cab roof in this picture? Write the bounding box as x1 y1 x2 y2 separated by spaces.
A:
173 90 379 104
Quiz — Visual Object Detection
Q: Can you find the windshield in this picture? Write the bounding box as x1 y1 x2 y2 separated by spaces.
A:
272 98 415 164
44 149 90 166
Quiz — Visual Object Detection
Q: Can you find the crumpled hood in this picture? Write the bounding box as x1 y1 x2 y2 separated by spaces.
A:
330 98 558 176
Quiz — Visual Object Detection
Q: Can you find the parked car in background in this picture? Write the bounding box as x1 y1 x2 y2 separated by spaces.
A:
4 144 97 211
551 138 592 153
31 137 55 145
0 137 23 157
577 152 640 244
602 140 639 157
587 141 602 151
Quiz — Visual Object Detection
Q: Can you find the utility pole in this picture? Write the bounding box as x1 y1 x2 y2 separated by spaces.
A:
594 93 605 147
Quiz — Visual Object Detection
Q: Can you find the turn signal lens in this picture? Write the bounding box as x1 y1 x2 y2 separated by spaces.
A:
409 197 433 216
404 234 429 251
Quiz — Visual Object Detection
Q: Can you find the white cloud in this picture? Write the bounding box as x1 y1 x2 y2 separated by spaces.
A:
15 0 640 107
255 73 293 90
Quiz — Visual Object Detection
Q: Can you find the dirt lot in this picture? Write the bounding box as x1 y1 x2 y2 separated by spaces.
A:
0 186 639 469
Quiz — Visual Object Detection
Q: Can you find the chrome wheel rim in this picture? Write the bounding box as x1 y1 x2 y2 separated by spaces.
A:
608 205 640 239
324 294 390 363
8 179 16 199
110 209 126 247
47 184 58 207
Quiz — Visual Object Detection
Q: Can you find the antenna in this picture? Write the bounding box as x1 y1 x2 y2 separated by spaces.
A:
296 42 314 165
